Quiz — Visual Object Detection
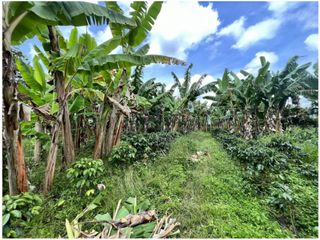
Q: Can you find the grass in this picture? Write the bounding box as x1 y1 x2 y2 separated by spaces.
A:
25 131 292 238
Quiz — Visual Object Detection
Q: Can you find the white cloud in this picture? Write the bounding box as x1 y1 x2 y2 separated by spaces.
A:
59 2 220 59
232 18 281 49
94 27 113 45
268 2 316 30
244 51 279 74
292 4 317 30
217 16 246 38
219 1 305 50
148 1 220 60
304 34 318 51
235 72 245 79
83 0 99 5
268 1 299 16
117 0 131 17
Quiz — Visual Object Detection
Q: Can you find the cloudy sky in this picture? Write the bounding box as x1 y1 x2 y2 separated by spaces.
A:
18 1 318 95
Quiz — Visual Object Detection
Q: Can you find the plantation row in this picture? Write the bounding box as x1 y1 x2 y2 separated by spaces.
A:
3 1 317 197
2 1 318 239
3 128 317 238
211 127 318 237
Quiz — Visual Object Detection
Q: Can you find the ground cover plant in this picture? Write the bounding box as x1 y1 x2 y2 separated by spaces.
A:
2 1 318 239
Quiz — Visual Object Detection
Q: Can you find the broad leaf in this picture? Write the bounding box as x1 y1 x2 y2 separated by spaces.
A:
33 56 46 92
2 214 10 226
83 36 122 61
16 58 42 92
128 2 162 47
94 213 112 221
115 206 130 220
69 95 85 113
79 54 185 72
68 27 78 49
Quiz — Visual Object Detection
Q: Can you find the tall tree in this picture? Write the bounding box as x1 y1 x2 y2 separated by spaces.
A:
2 1 135 195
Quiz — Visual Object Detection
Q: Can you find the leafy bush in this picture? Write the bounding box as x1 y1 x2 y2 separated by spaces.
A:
212 127 318 237
66 158 105 195
2 192 43 237
110 141 137 164
267 182 294 210
266 137 304 161
122 132 180 160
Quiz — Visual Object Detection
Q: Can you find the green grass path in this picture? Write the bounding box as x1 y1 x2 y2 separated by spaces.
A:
101 131 292 238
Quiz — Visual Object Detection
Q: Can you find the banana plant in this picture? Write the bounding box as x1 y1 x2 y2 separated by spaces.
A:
84 1 186 158
3 0 136 195
16 56 58 164
300 62 318 115
16 56 58 117
170 64 216 131
265 56 311 132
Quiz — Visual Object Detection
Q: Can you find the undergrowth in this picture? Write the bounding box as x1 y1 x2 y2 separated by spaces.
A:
22 132 292 238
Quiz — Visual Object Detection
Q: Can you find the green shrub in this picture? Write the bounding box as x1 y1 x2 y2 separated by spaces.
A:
267 137 300 155
212 127 318 238
267 182 294 210
110 141 137 164
2 192 43 237
66 158 105 195
122 132 180 160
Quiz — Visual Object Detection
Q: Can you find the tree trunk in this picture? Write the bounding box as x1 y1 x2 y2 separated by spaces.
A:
74 114 82 152
172 115 179 131
105 106 118 156
133 115 137 132
33 121 42 162
114 114 124 146
48 25 74 165
275 109 284 133
263 108 276 133
43 25 77 193
3 25 28 195
93 94 112 159
62 106 74 165
243 112 253 139
43 106 64 194
104 70 127 156
93 120 107 159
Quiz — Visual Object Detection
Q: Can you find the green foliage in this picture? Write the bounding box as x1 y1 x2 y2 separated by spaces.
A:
66 158 105 195
267 137 301 157
123 131 180 159
98 132 291 238
9 1 136 45
109 141 137 164
267 182 294 210
95 197 156 238
212 127 318 237
2 192 43 237
16 132 294 238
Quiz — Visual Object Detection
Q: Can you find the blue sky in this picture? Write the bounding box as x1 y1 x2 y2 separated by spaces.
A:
142 1 318 86
17 1 318 96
